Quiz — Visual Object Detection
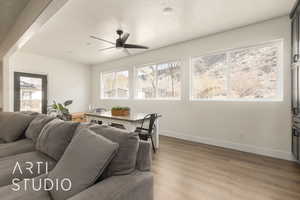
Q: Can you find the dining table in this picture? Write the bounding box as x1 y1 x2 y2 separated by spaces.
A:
85 112 161 148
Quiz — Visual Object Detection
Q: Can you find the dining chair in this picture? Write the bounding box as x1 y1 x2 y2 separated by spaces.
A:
135 113 158 153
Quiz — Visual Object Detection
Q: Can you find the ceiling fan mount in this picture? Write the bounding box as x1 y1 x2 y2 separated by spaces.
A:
90 29 149 54
116 30 125 48
116 29 124 36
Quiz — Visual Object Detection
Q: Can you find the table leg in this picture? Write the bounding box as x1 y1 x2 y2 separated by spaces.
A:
154 119 159 149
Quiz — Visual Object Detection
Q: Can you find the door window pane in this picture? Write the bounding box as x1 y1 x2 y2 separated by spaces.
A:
20 77 42 113
136 65 156 99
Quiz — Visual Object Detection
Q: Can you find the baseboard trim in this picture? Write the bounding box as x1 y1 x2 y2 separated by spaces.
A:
160 130 294 161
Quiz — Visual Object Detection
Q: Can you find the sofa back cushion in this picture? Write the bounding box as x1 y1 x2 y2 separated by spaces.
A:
74 122 93 135
20 111 40 116
48 128 118 200
0 112 35 142
89 125 139 176
36 119 79 161
25 114 55 143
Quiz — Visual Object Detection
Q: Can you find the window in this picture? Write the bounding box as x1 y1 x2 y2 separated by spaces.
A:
192 53 227 99
101 70 129 99
136 65 156 99
135 61 181 99
157 62 181 98
191 41 282 101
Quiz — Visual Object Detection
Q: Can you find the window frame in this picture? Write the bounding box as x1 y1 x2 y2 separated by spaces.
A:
100 68 130 100
133 59 183 100
189 40 284 102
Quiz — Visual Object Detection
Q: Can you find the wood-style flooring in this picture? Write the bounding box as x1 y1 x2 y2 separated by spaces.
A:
152 136 300 200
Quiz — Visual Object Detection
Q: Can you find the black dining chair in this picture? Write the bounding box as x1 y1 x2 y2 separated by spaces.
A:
135 113 158 153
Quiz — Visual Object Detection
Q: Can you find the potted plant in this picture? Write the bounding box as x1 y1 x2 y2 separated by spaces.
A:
48 100 73 121
111 106 130 116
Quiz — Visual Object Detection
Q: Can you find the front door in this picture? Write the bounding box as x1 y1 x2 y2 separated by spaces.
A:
14 72 48 114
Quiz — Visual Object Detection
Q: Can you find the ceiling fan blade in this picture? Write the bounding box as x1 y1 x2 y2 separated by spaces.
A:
98 46 115 52
90 36 115 45
123 44 149 49
124 48 131 56
121 33 130 43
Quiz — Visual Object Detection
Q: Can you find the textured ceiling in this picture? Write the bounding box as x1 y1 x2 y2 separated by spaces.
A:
21 0 296 65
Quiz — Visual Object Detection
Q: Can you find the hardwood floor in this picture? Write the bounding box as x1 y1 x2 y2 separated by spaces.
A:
152 136 300 200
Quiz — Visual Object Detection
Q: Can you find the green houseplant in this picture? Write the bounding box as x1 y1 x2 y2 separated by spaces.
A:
48 100 73 121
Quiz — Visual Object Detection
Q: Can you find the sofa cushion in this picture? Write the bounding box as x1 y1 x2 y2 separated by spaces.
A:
0 174 52 200
48 128 118 200
89 125 139 176
20 111 40 116
25 114 55 143
0 139 35 158
67 171 154 200
36 119 79 161
0 112 35 142
0 151 56 187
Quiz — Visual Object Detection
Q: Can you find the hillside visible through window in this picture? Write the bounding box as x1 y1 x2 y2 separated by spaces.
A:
191 41 281 100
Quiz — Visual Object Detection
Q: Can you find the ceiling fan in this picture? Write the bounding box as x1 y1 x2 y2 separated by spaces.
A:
90 30 149 54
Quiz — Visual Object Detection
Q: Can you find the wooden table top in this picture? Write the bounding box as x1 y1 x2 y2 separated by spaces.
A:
85 112 161 123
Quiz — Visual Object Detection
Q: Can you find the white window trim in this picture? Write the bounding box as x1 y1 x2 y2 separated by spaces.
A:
100 68 130 100
189 39 284 102
133 59 183 100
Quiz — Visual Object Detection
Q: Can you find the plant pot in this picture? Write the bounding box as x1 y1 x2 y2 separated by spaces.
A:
111 109 130 116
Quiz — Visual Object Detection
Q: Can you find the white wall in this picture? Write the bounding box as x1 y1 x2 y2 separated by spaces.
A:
91 16 292 160
0 61 2 108
1 0 70 111
9 52 91 113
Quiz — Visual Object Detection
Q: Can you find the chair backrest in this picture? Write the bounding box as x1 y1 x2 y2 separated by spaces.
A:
148 113 158 134
140 113 158 134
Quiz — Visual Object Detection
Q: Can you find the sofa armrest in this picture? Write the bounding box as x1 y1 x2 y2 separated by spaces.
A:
68 171 153 200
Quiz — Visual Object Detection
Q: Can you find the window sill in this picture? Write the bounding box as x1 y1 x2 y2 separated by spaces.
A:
134 98 181 101
189 98 284 102
100 98 130 100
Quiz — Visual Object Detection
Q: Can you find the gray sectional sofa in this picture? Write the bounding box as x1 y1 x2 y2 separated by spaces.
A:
0 112 153 200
